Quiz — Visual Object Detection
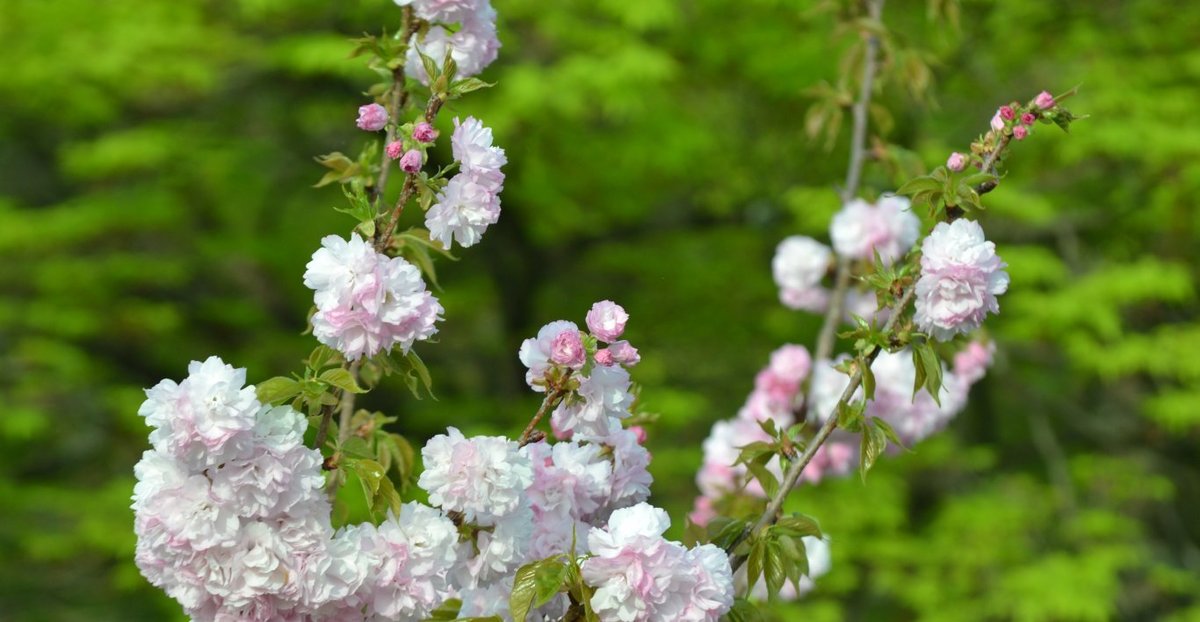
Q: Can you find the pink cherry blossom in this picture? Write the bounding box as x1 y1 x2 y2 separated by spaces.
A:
586 300 629 342
356 103 388 132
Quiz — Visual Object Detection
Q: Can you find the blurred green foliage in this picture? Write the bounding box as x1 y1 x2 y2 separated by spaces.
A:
2 0 1198 620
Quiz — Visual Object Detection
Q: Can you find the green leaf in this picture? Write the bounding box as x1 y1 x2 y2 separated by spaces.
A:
872 416 906 450
307 345 341 371
774 514 822 539
425 598 462 620
418 48 440 85
510 558 569 622
313 152 361 187
256 376 301 405
764 538 787 597
345 458 386 496
746 457 780 499
861 356 877 401
916 343 944 405
896 175 942 196
320 368 366 394
707 518 748 550
725 599 764 622
450 77 494 97
859 420 888 481
746 536 765 593
406 350 435 399
340 436 373 459
836 399 866 432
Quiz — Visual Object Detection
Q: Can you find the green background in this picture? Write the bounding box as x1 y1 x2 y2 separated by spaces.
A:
2 0 1198 620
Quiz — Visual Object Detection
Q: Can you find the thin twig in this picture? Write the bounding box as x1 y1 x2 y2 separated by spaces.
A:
814 0 884 373
815 263 853 362
376 93 448 252
840 0 884 205
518 381 568 446
728 286 915 566
336 359 364 446
313 399 338 454
369 7 417 222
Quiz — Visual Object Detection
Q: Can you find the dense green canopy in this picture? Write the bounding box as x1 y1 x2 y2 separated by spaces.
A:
1 0 1197 619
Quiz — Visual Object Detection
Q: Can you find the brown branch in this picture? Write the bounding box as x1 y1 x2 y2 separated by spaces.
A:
840 0 884 205
728 285 916 568
376 93 448 252
518 374 573 447
336 359 364 446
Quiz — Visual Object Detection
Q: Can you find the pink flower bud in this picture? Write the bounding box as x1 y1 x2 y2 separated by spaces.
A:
413 122 439 143
608 340 640 366
549 330 585 367
1020 112 1036 126
629 425 647 444
385 141 404 160
1035 91 1055 109
947 152 967 172
585 300 629 342
594 348 616 366
990 111 1005 132
999 105 1015 121
1013 125 1029 141
399 149 423 173
356 103 388 132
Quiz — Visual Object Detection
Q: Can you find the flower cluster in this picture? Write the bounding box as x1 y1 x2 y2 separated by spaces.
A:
400 302 730 621
133 357 461 620
303 232 443 361
772 195 920 313
692 344 856 514
400 0 500 85
426 116 507 249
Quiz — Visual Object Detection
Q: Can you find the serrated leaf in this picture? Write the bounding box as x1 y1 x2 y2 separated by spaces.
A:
320 368 366 394
774 514 822 539
896 175 942 196
346 458 386 495
764 539 787 597
746 537 765 593
746 458 780 499
308 345 341 371
256 377 301 405
861 357 876 401
836 400 865 432
510 558 568 622
859 421 888 481
406 350 435 399
916 344 944 405
912 347 927 398
872 416 906 450
450 77 494 97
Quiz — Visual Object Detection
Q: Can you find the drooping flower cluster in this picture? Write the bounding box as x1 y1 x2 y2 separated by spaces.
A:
303 232 443 361
400 0 500 85
581 504 735 622
133 357 461 620
399 302 728 621
913 219 1010 340
426 116 507 249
